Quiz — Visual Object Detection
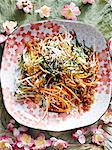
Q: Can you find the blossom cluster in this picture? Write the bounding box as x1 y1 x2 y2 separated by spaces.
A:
72 106 112 145
72 125 107 145
16 0 33 13
0 119 68 150
0 108 112 150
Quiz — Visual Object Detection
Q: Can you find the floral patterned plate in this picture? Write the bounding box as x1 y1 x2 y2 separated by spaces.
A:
1 20 111 131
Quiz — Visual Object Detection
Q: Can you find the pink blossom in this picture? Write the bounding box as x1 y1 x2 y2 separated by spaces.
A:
16 0 33 13
7 122 14 132
3 21 17 35
92 128 105 145
78 135 86 144
0 140 12 149
0 136 13 150
7 119 28 137
72 129 86 144
16 0 23 9
33 133 51 150
13 128 20 137
13 126 28 137
101 109 112 124
0 34 7 44
17 133 34 150
50 137 68 149
7 119 16 131
35 5 51 18
82 0 95 4
108 38 112 57
61 2 81 20
0 136 13 144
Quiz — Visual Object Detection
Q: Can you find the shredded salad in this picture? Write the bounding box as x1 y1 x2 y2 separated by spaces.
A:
15 31 100 114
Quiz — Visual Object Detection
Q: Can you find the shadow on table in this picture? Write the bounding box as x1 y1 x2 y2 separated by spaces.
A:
0 43 4 68
0 43 11 129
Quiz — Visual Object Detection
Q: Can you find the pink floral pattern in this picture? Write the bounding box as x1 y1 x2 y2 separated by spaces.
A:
36 32 45 39
52 24 60 33
43 21 53 29
0 95 111 149
26 101 37 111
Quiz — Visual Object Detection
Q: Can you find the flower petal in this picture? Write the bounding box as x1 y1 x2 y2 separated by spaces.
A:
77 130 83 136
3 21 17 35
0 34 7 43
17 142 24 148
23 7 30 13
7 122 14 131
18 126 28 132
13 128 20 137
50 137 57 142
72 7 81 16
89 0 95 4
24 146 30 150
8 138 14 145
46 140 52 147
70 2 76 8
61 3 80 20
20 133 32 145
82 0 95 4
39 5 51 18
92 134 105 145
78 135 86 144
39 10 45 18
16 1 23 9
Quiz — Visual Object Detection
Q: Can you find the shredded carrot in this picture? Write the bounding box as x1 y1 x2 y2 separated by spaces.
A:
39 65 50 74
58 83 81 102
40 90 72 110
16 31 100 114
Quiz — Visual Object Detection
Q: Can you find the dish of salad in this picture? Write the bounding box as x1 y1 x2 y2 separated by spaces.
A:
1 20 111 131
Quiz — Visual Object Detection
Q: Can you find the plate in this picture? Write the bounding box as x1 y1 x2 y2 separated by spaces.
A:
1 20 111 131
